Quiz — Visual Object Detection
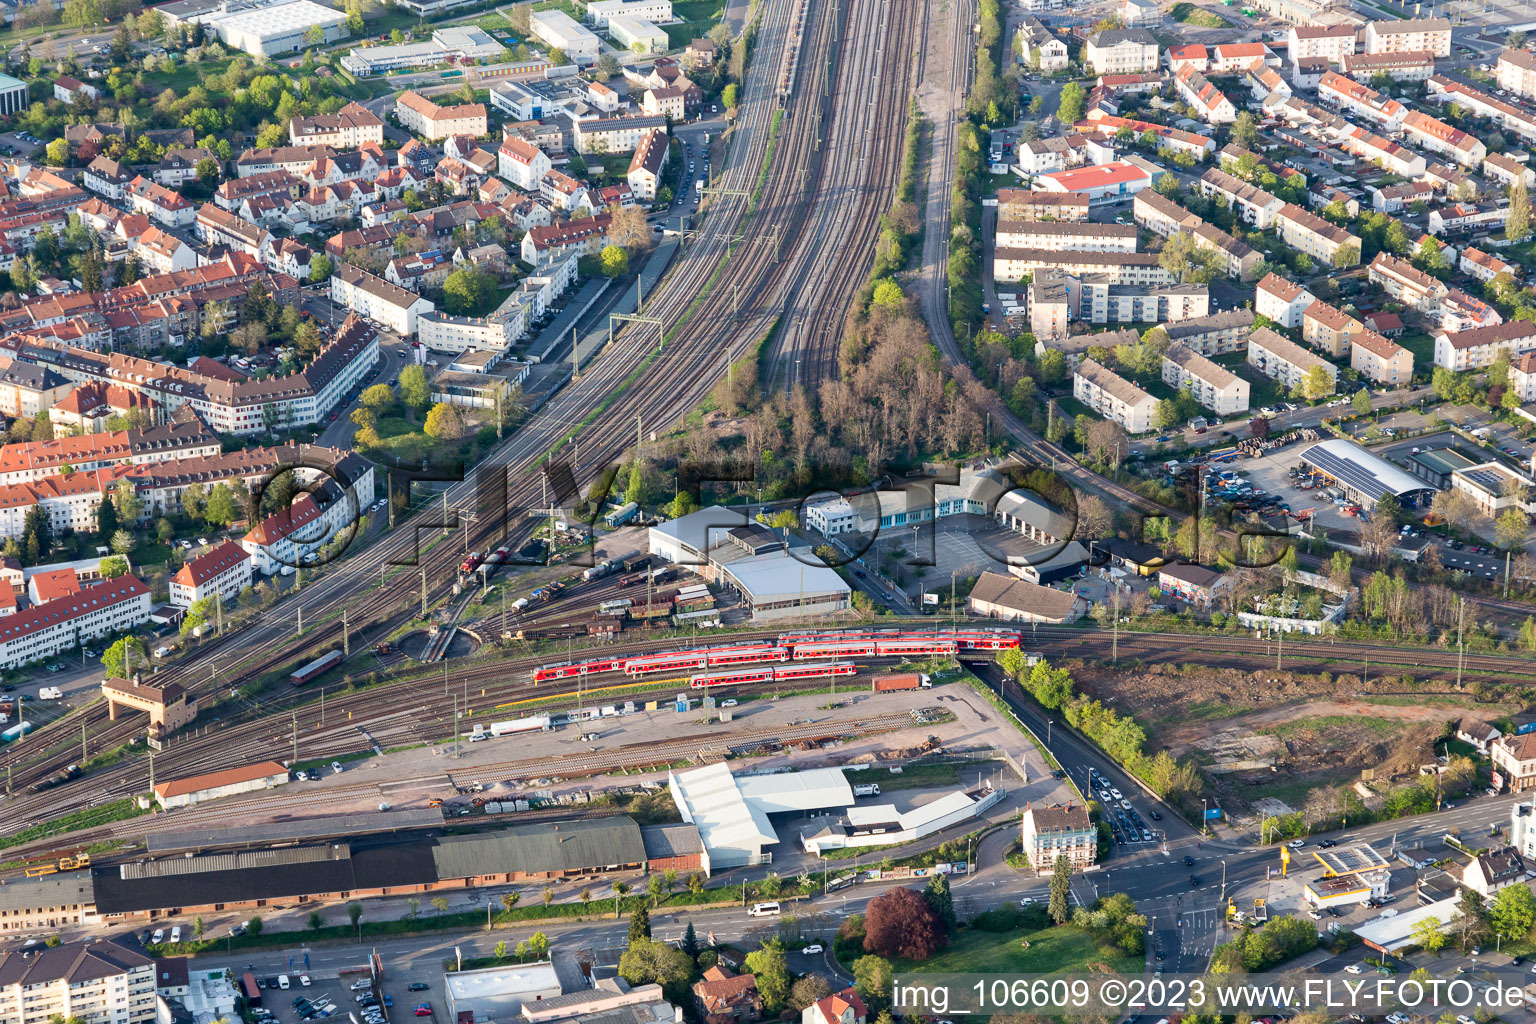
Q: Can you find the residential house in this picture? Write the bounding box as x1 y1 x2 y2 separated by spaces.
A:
1318 72 1406 129
1277 202 1360 266
1350 329 1413 386
289 102 386 148
1302 301 1361 358
802 990 867 1024
1017 17 1069 72
53 76 99 104
169 540 253 609
1073 357 1157 434
1197 167 1285 227
1463 848 1526 897
626 128 670 202
1498 47 1536 102
1248 326 1338 393
330 262 435 336
1255 273 1316 327
1174 66 1236 122
1339 51 1436 82
693 966 762 1024
1368 252 1449 312
395 91 487 141
1400 109 1486 167
1433 320 1536 370
1484 152 1536 189
1084 29 1160 75
1456 719 1504 754
1162 342 1250 415
1020 802 1097 873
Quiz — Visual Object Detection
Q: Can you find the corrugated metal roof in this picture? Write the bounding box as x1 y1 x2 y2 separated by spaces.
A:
431 817 645 879
120 844 347 880
0 871 94 912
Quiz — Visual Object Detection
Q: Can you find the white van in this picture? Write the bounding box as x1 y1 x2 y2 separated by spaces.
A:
169 926 181 942
747 902 781 917
278 975 292 990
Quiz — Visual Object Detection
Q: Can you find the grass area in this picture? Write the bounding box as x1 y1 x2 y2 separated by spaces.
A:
1262 714 1401 740
1170 1 1229 25
673 0 724 17
0 798 147 852
902 922 1143 975
532 0 584 16
139 56 238 95
472 12 513 30
1398 331 1435 369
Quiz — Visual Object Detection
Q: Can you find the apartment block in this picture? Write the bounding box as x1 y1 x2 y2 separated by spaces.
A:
996 220 1138 252
1277 203 1360 266
1461 246 1518 284
1400 108 1486 167
1350 328 1413 386
1021 804 1097 874
1497 47 1536 102
1131 191 1261 279
394 90 487 141
1301 300 1362 358
1162 342 1250 415
1073 357 1158 434
1072 278 1210 325
1344 126 1426 178
1427 75 1536 148
1433 320 1536 371
1483 152 1535 190
1174 65 1237 122
1248 327 1338 393
0 939 156 1024
992 248 1173 286
1197 167 1285 227
996 189 1091 222
1084 28 1160 75
1255 272 1316 327
1160 307 1256 356
1367 252 1449 313
1364 17 1451 57
1288 25 1356 64
1318 71 1406 129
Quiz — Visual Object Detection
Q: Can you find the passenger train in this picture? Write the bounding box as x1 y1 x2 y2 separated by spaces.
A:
688 662 858 689
530 628 1021 684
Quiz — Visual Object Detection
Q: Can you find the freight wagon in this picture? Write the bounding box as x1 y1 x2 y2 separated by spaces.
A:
490 715 551 736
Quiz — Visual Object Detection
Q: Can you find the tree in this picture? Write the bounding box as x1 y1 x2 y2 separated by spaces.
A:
204 483 238 526
1491 883 1536 941
96 494 117 541
346 902 363 938
398 364 431 410
1334 243 1360 268
113 478 140 524
744 940 792 1013
1351 389 1372 416
103 639 149 687
1231 110 1259 148
851 955 894 1011
924 872 955 932
442 267 497 315
1056 81 1086 124
1301 365 1334 401
599 245 629 279
1044 853 1073 922
1511 178 1532 241
618 937 693 988
722 82 739 109
247 916 262 936
863 886 947 960
1496 507 1529 551
1374 491 1405 528
362 384 395 410
1432 488 1477 535
110 529 136 555
424 403 465 441
682 920 699 960
307 911 323 933
98 556 128 579
872 278 904 307
789 975 833 1013
628 904 651 944
45 138 69 167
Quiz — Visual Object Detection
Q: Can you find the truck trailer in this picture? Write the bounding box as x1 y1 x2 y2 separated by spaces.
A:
871 673 931 692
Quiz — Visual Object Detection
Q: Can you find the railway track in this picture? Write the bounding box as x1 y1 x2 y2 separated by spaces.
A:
0 0 922 813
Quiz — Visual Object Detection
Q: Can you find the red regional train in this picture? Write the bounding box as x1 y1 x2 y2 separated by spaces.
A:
688 661 858 688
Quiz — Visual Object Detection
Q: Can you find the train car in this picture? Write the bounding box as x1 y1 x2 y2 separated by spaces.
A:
874 638 957 657
689 667 776 689
599 599 633 613
622 555 651 572
617 570 650 588
290 650 343 687
28 763 80 794
773 661 858 682
705 645 789 667
460 552 483 574
582 560 623 582
605 502 639 528
791 640 877 660
531 656 626 683
623 650 709 676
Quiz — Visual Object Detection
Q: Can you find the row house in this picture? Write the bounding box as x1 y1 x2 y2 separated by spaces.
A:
215 170 302 211
499 136 553 190
996 189 1091 222
1248 326 1338 393
1428 76 1536 148
992 248 1172 286
1166 43 1208 74
1162 341 1250 415
1317 71 1406 129
1432 319 1536 370
1400 107 1487 166
125 176 195 228
1160 307 1256 356
1210 41 1277 71
520 213 615 266
1197 167 1285 227
1174 66 1237 123
195 205 272 261
1350 327 1414 385
1461 246 1518 283
1081 111 1215 158
1244 59 1291 103
1368 252 1448 312
1302 300 1362 358
1498 47 1536 102
1422 161 1477 195
1428 201 1508 236
288 102 386 148
1483 152 1535 189
300 147 391 191
1288 25 1357 64
1440 288 1503 332
1073 357 1157 433
234 145 338 177
1364 17 1451 57
1339 51 1436 81
1278 203 1360 265
1345 127 1426 178
1370 180 1435 213
1255 272 1316 327
325 223 398 260
996 220 1138 253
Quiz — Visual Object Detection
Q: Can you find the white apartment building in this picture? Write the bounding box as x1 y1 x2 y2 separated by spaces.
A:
1073 357 1157 434
169 539 255 609
1368 252 1448 313
1340 51 1436 81
1317 71 1406 129
289 102 386 148
0 939 157 1024
498 136 552 190
1509 351 1536 402
1084 28 1160 75
1255 272 1316 327
1017 17 1069 71
331 262 435 336
395 91 487 141
804 497 859 536
242 473 375 574
1248 326 1338 393
1400 109 1486 167
573 115 671 155
1344 127 1426 178
1288 25 1356 64
995 220 1138 252
627 128 670 201
1364 17 1451 57
586 0 672 25
417 311 520 354
1277 203 1360 265
1433 320 1536 371
1162 342 1250 415
0 574 151 669
1498 47 1536 101
1197 167 1285 227
993 248 1172 285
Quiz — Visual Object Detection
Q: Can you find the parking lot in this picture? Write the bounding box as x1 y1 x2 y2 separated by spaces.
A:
1232 446 1360 534
1087 765 1165 848
251 970 440 1024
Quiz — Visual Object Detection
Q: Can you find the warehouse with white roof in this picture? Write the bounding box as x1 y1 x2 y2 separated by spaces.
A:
529 8 601 58
668 763 854 869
